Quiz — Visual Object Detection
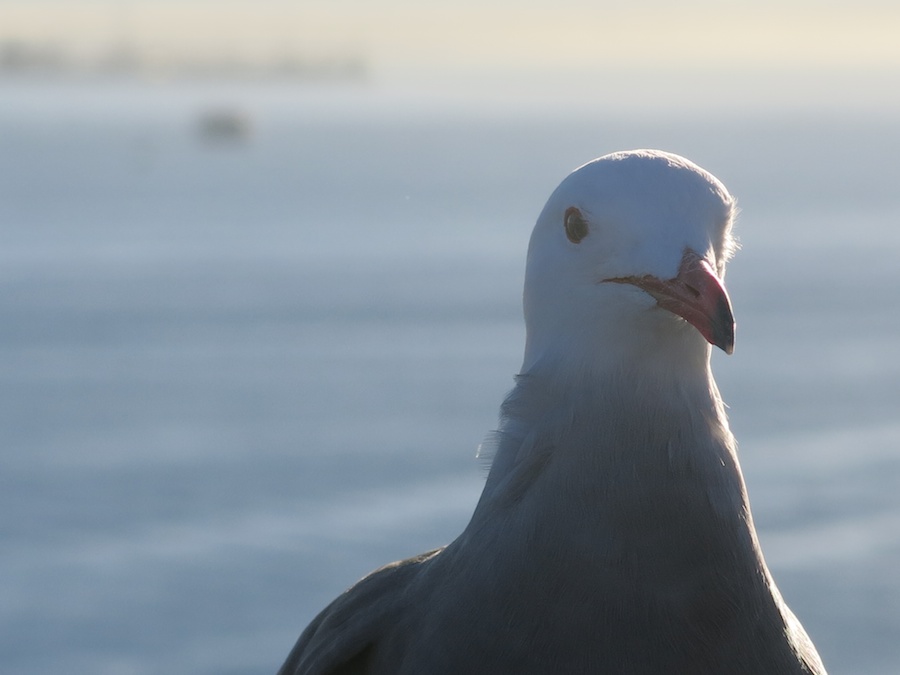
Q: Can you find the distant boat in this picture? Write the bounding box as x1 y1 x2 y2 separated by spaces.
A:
196 109 252 141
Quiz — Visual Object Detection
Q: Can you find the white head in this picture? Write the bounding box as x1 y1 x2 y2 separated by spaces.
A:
522 150 737 379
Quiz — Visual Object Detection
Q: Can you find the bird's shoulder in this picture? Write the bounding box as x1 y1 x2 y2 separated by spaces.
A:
277 547 443 675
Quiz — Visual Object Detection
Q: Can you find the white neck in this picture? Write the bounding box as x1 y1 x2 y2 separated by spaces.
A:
474 352 744 527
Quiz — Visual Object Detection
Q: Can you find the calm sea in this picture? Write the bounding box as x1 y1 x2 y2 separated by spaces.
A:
1 80 899 674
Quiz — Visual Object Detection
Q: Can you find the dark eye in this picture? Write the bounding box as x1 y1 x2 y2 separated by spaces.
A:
564 206 589 244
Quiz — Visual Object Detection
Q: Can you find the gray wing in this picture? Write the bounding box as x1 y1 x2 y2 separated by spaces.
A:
277 548 443 675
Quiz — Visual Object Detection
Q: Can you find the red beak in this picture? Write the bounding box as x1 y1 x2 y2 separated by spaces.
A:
605 249 735 354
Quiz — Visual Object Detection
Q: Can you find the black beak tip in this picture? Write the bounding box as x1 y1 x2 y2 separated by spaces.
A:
713 300 735 355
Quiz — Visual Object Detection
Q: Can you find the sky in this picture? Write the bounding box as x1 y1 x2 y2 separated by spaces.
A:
1 0 898 114
1 0 899 75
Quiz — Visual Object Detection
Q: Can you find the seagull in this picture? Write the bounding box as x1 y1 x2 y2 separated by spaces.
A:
278 150 827 674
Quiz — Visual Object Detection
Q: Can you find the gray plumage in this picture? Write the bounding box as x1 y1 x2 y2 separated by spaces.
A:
278 150 827 675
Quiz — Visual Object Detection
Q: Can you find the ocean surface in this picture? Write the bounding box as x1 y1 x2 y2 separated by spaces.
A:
1 79 899 674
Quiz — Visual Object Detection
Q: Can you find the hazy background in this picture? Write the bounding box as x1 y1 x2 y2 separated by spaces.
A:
1 1 899 674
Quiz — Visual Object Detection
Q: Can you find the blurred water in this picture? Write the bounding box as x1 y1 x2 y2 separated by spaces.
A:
1 81 899 674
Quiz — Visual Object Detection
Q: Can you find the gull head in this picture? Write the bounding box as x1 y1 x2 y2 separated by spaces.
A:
522 150 737 377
